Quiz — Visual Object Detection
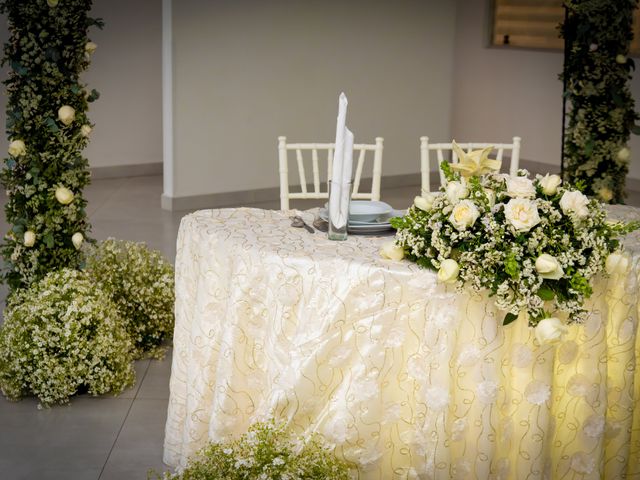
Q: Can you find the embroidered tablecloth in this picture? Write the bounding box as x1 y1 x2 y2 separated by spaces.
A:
164 206 640 479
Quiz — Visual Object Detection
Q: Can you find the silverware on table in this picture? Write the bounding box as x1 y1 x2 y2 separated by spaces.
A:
312 216 328 232
290 215 315 233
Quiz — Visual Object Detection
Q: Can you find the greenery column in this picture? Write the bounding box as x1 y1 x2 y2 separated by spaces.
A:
561 0 640 203
0 0 101 291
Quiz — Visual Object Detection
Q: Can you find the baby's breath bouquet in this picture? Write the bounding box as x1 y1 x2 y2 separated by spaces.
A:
85 239 175 359
0 268 135 407
155 420 351 480
390 142 638 337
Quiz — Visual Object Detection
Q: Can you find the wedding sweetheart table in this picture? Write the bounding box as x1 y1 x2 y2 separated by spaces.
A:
163 206 640 479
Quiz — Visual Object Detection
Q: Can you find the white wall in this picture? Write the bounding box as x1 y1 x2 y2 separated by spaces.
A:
170 0 457 199
451 0 640 179
0 0 162 169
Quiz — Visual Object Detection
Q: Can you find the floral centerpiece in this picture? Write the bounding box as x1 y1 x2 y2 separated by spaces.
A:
388 142 638 340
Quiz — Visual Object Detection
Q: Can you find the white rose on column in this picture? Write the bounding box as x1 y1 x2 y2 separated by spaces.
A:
80 125 93 137
8 139 26 157
85 42 98 55
47 0 58 6
72 232 84 250
559 191 590 219
58 105 76 126
535 254 564 280
414 194 436 211
445 181 468 204
449 200 480 231
535 317 568 346
23 230 36 247
437 259 460 284
538 174 562 195
55 186 75 205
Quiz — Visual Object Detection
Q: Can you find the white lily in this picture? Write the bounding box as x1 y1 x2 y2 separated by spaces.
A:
450 141 502 177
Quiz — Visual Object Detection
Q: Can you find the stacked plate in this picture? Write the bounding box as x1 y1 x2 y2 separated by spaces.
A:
320 201 404 234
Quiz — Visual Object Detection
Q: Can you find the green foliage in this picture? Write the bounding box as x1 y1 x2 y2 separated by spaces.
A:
153 420 351 480
0 0 102 291
0 268 135 407
560 0 640 203
85 239 175 359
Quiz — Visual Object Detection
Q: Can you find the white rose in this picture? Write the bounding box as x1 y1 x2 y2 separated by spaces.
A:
449 199 480 231
8 139 26 157
437 259 460 284
535 253 564 280
23 230 36 247
47 0 58 6
538 174 561 196
535 317 569 346
414 194 435 212
58 105 76 126
617 147 630 162
72 232 84 250
559 190 590 219
80 124 93 137
85 42 98 55
504 198 541 232
484 188 496 207
380 242 404 261
55 186 75 205
605 251 629 275
506 176 536 198
445 181 468 204
616 54 627 64
597 188 613 202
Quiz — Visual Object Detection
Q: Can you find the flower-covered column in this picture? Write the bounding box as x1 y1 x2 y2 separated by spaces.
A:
0 0 102 291
560 0 640 203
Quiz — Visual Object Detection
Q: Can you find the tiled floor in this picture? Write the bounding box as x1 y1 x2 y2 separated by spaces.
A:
1 174 639 480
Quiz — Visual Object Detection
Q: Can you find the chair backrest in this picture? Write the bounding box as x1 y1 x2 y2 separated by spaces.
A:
278 136 384 210
420 136 521 194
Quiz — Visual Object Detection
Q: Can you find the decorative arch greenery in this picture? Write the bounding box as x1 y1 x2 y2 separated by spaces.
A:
0 0 102 291
561 0 640 204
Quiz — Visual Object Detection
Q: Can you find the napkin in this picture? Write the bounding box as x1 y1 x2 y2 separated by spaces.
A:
329 93 354 229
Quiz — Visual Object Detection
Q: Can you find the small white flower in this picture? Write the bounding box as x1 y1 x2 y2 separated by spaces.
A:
437 258 459 284
80 124 93 137
559 190 590 219
589 43 598 51
24 230 36 247
414 193 436 211
445 181 468 204
506 176 535 198
223 448 233 455
380 241 404 261
55 186 75 205
58 105 76 126
272 457 285 466
504 198 541 232
597 187 613 202
535 317 568 346
8 139 26 157
72 233 84 250
535 253 564 280
605 251 629 275
47 0 58 6
617 147 630 161
449 199 480 231
538 173 561 195
616 54 627 64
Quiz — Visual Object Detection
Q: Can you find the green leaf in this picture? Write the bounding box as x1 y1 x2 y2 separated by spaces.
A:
584 139 594 157
537 286 555 301
503 312 518 326
46 117 59 133
44 233 54 249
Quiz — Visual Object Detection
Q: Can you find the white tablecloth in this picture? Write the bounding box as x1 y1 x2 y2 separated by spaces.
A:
164 207 640 479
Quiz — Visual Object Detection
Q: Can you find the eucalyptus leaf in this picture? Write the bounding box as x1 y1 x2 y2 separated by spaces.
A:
537 286 555 301
503 312 518 326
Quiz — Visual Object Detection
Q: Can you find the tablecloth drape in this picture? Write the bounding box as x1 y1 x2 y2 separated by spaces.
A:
164 207 640 479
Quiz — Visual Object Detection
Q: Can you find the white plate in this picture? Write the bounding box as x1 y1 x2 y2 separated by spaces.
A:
323 201 393 223
318 208 405 233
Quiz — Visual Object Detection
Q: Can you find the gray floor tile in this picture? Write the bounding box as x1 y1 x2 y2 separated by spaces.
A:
99 399 169 480
0 396 132 480
118 358 151 400
137 350 172 400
